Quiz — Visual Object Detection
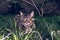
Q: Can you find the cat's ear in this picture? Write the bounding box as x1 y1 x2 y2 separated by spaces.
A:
30 11 34 17
19 11 23 16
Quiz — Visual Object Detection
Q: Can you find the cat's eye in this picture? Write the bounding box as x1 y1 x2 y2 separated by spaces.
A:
30 20 32 23
32 19 34 20
23 21 26 23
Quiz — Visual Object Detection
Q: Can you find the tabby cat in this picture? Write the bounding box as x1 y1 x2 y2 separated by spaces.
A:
14 11 35 34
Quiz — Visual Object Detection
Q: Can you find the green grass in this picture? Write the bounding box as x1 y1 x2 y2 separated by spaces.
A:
0 14 60 40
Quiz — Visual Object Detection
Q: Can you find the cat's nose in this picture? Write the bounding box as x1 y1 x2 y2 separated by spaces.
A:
25 23 30 26
27 23 30 25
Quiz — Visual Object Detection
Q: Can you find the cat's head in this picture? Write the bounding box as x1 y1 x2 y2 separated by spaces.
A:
20 11 34 27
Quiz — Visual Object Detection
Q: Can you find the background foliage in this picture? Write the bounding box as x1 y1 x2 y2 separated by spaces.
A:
0 0 60 40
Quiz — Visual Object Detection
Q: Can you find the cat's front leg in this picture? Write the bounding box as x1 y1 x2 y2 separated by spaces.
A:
24 28 32 34
32 23 36 28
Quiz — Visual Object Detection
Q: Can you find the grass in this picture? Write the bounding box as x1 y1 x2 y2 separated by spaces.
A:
0 14 60 40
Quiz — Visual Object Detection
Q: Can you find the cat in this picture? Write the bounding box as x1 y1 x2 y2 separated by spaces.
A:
14 11 35 34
